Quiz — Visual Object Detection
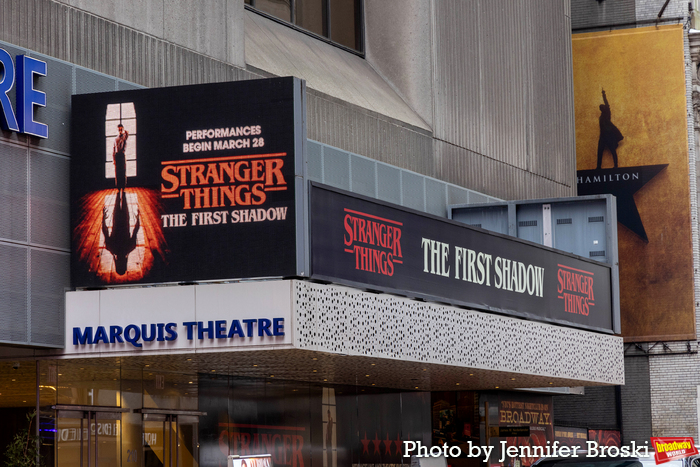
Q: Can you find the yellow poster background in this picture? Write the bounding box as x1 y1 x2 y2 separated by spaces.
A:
573 25 695 341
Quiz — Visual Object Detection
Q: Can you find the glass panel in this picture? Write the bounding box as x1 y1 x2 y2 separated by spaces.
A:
95 413 121 467
295 0 324 36
56 360 120 407
255 0 291 22
56 416 87 467
122 368 143 467
143 370 198 411
144 418 166 467
330 0 360 50
178 416 199 467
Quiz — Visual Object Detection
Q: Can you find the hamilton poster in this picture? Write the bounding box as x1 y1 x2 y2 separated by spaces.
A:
70 78 300 287
573 25 695 340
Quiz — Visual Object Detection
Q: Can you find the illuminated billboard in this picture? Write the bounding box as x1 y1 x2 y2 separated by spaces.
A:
573 25 696 340
71 77 303 286
310 183 616 333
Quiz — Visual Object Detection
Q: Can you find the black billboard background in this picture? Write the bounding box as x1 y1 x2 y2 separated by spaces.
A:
310 183 614 333
71 78 299 286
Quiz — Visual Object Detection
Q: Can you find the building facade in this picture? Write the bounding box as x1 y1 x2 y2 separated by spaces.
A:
0 1 625 466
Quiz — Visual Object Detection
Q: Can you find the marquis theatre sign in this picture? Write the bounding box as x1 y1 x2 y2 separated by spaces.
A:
310 183 615 332
70 77 303 286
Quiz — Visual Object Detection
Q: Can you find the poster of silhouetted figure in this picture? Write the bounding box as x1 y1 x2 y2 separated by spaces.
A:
596 89 624 169
102 191 140 275
113 123 129 190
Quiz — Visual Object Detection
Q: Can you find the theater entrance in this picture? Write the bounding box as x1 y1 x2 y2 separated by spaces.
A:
54 406 127 467
139 409 202 467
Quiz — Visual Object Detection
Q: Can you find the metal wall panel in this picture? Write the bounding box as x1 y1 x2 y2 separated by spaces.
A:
571 0 636 30
307 140 501 217
30 151 70 249
0 143 28 242
30 249 69 346
432 0 576 198
33 55 73 154
0 243 28 343
306 90 435 178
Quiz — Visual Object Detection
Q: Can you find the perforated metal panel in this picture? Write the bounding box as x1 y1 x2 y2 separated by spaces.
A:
350 154 376 198
322 145 350 190
117 80 143 91
401 171 425 211
376 162 402 205
30 151 70 249
0 243 28 343
76 67 117 95
31 54 73 154
308 140 501 214
30 249 69 346
0 142 28 242
425 178 447 217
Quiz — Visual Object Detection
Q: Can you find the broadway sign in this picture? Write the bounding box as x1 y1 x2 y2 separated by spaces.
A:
71 77 303 286
309 183 615 333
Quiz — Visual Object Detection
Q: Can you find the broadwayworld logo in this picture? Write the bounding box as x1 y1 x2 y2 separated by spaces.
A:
651 437 698 464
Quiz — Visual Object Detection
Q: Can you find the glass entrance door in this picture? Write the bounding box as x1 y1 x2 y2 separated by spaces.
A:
56 409 121 467
142 414 199 467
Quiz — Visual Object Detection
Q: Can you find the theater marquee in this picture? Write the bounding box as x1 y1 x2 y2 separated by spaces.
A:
70 77 304 286
309 183 615 333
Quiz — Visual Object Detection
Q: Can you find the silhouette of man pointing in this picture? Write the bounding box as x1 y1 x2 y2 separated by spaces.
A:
596 89 624 169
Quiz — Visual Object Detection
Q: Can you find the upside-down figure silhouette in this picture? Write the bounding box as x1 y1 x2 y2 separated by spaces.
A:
102 190 140 275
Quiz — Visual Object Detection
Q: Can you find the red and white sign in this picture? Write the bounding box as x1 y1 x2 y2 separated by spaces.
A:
651 437 698 464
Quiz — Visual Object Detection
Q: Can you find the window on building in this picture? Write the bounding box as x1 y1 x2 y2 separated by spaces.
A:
245 0 363 53
105 102 137 180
